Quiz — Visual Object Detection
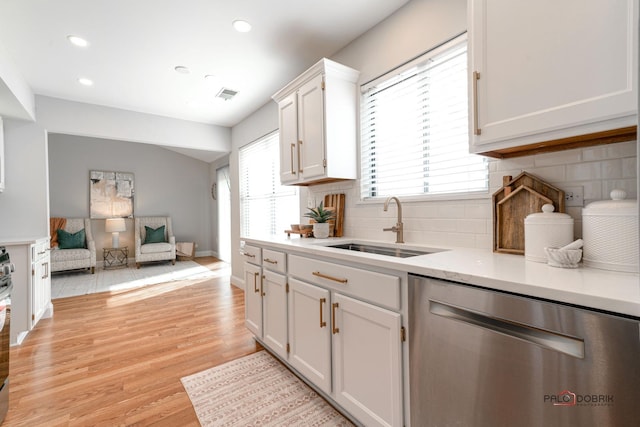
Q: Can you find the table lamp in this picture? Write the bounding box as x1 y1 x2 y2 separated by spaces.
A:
105 218 126 248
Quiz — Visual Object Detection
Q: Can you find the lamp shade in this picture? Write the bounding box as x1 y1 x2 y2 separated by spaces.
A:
105 218 126 233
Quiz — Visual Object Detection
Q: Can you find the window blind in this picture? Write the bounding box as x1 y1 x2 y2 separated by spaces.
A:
360 35 488 200
239 132 299 237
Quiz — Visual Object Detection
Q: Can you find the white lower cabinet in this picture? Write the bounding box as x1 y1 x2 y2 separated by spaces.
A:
31 239 51 328
244 250 288 360
262 270 288 359
3 237 52 345
244 262 262 337
288 277 332 394
332 292 403 427
243 244 405 427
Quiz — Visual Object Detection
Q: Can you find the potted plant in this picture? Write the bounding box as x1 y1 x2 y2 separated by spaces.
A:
304 201 335 238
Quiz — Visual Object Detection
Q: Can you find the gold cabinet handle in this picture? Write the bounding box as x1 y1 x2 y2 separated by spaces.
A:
253 272 260 293
312 271 348 284
261 275 265 297
263 258 278 265
290 143 296 175
472 71 481 136
243 252 256 258
42 262 49 279
332 302 339 334
319 298 327 328
297 140 303 173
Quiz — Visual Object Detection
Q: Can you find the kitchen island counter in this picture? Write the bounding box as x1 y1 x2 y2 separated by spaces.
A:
242 235 640 317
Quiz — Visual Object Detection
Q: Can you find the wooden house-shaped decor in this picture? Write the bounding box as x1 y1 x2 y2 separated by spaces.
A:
493 172 565 254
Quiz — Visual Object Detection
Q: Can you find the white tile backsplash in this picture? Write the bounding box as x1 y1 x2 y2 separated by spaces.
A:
601 159 623 179
306 141 637 250
566 162 602 181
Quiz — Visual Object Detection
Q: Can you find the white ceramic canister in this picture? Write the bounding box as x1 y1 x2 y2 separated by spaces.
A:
582 189 639 273
524 204 574 262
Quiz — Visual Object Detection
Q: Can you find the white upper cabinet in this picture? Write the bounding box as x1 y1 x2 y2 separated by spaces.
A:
469 0 638 157
273 58 360 185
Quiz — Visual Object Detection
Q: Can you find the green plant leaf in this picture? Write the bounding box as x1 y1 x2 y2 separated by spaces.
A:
303 201 335 223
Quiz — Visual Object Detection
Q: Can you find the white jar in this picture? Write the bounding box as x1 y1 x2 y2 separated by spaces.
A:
582 189 638 273
524 204 574 263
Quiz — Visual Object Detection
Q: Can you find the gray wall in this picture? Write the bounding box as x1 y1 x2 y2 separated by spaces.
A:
48 134 212 256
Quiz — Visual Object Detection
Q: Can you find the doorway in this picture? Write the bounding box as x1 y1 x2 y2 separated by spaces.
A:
216 165 231 262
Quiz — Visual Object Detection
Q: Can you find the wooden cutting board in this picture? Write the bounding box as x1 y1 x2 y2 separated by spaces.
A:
493 172 565 254
324 193 345 237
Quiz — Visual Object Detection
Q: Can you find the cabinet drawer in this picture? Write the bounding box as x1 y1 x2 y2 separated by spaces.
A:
262 249 286 274
33 239 49 261
241 244 261 265
288 254 400 311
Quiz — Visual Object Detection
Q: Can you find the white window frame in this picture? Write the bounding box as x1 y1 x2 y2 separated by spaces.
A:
239 131 299 238
359 33 489 203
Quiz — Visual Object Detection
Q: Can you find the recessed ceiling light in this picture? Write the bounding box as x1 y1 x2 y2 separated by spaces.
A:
232 20 252 33
78 77 93 86
67 35 89 47
174 65 190 74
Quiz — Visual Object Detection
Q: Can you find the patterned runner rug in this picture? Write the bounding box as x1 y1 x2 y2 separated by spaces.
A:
181 351 354 426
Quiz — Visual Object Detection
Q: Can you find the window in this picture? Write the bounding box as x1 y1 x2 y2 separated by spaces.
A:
239 132 299 237
360 34 488 200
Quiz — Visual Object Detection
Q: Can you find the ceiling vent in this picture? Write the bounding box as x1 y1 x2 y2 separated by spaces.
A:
216 88 238 101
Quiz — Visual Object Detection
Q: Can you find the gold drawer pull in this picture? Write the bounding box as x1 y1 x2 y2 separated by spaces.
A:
264 258 278 264
253 272 260 293
312 271 348 284
472 71 481 136
243 252 256 258
319 298 327 328
332 302 339 334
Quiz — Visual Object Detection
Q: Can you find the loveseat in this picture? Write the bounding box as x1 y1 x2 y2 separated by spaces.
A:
50 218 96 274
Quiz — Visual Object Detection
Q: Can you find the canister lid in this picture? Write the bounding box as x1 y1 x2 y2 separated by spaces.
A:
582 189 638 216
525 204 573 224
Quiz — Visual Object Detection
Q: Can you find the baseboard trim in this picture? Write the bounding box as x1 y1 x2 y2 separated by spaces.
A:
230 275 244 290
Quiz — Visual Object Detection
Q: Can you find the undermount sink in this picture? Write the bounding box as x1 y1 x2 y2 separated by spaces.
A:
327 243 438 258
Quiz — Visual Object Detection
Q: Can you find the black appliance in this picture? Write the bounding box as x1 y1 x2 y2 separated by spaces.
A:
0 247 14 424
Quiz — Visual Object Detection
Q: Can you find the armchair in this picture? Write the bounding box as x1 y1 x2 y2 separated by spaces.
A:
50 218 96 274
135 216 176 268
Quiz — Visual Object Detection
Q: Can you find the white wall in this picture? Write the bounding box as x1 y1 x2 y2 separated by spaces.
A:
209 154 230 259
331 0 467 84
48 134 213 257
0 119 49 239
229 101 279 286
0 44 35 121
36 95 230 154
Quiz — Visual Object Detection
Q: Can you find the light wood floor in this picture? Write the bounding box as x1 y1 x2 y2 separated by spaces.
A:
5 257 261 426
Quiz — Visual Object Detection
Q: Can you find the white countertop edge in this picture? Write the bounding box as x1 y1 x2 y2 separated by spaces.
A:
1 236 50 246
242 235 640 318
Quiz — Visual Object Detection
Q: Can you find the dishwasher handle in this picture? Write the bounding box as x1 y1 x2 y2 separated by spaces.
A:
430 300 585 359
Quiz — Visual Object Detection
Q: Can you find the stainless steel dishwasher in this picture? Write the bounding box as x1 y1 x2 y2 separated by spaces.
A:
408 274 640 427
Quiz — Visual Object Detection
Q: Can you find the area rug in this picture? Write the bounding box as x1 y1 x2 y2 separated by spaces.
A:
181 351 354 427
51 260 225 299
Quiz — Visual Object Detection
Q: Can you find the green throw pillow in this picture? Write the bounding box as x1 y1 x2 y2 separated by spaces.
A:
57 228 86 249
144 225 166 244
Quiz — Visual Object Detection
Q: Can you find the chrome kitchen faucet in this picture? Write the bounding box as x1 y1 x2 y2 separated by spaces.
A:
383 196 404 243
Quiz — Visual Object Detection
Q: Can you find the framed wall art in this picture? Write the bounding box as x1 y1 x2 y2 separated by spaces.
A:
90 170 135 218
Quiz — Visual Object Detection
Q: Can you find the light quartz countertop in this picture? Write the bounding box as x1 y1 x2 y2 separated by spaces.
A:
243 235 640 318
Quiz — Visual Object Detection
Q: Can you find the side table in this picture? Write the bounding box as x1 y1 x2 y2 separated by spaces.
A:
103 246 129 269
